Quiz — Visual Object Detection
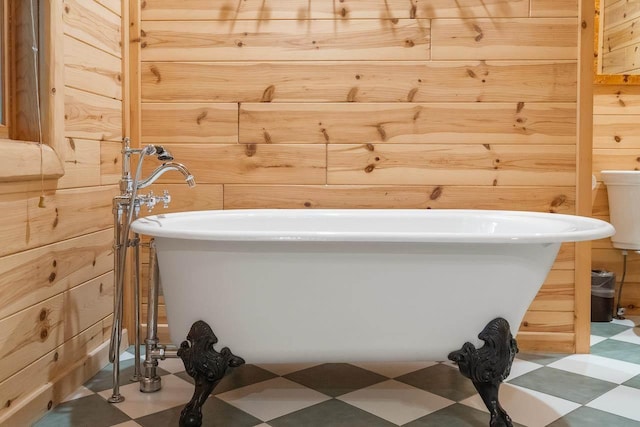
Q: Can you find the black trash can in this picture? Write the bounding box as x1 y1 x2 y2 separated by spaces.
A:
591 270 615 322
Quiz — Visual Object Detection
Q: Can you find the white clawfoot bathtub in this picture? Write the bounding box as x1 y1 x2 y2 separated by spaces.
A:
132 209 613 364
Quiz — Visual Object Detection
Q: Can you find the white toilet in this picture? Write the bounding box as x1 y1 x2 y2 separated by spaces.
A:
601 170 640 250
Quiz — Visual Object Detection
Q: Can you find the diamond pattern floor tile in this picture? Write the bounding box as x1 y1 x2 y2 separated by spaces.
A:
350 361 437 379
404 402 526 427
395 363 477 402
33 321 640 427
338 379 454 425
507 366 618 404
216 377 331 422
547 406 640 427
460 383 581 427
591 322 632 338
591 339 640 364
268 398 396 427
547 354 640 384
134 397 262 427
283 363 387 397
97 375 194 420
33 395 130 427
586 385 640 422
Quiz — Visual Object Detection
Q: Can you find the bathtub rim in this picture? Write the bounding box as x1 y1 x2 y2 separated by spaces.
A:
131 209 614 244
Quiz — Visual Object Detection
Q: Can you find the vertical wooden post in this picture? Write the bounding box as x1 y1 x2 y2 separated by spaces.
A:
575 0 595 354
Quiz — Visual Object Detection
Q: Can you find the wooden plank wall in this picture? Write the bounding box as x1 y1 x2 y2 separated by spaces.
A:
137 0 582 352
593 84 640 316
600 0 640 74
0 0 122 424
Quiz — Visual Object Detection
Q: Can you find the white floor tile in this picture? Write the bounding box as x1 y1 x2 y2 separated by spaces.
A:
255 363 321 376
110 421 143 427
548 354 640 384
505 359 543 381
590 334 608 346
350 361 437 378
587 385 640 422
156 357 187 374
338 379 454 426
119 351 135 361
216 377 330 422
610 327 640 345
97 375 194 419
61 385 95 403
459 383 580 427
611 317 638 328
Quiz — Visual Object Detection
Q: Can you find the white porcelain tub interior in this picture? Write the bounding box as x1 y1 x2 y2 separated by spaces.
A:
132 209 614 364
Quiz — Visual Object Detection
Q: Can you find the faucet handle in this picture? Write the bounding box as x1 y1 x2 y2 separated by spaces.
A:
145 190 157 212
162 190 171 209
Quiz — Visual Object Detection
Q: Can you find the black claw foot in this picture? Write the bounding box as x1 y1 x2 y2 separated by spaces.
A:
177 320 245 427
448 318 518 427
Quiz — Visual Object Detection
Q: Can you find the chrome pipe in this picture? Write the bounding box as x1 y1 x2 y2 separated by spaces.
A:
130 233 142 381
141 239 162 393
136 162 196 190
108 199 126 404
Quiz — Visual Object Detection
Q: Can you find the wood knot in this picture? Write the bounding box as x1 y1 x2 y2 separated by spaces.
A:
550 195 567 211
347 87 359 102
614 135 622 142
516 102 525 113
263 131 272 143
430 186 443 200
47 400 53 410
261 85 275 102
52 260 57 267
53 352 59 361
376 125 387 141
39 309 47 321
404 39 415 47
407 87 418 102
472 24 484 42
410 4 417 19
304 202 312 207
149 65 161 83
340 8 347 17
321 128 330 142
364 164 376 173
365 143 375 151
5 400 10 408
196 111 208 125
245 144 257 157
48 272 56 283
467 69 477 78
40 328 48 340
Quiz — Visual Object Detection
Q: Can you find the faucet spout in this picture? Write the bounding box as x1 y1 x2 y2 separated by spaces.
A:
137 162 196 190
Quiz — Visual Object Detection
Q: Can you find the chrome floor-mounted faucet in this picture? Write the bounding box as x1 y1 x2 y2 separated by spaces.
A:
108 137 195 403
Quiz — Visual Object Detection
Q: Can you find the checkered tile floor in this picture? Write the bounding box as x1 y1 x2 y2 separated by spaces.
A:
35 318 640 426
